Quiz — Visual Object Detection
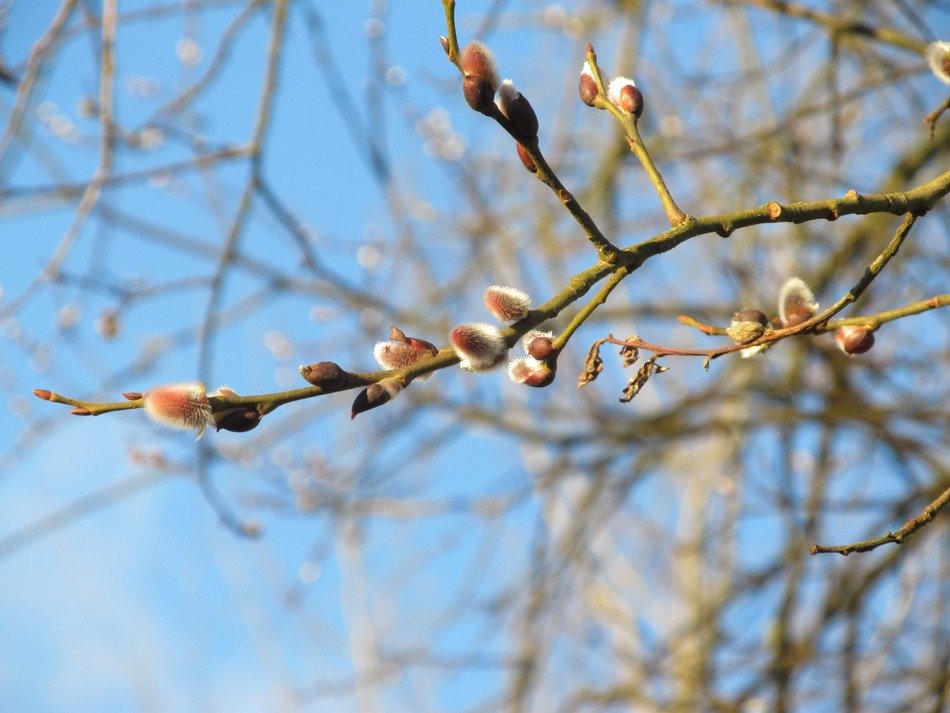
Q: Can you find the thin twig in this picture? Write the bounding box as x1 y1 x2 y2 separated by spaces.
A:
810 486 950 555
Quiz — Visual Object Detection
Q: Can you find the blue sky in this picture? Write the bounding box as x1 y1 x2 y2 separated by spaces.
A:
1 1 947 711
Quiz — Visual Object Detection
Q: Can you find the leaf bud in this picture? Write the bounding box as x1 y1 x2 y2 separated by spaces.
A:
299 361 349 388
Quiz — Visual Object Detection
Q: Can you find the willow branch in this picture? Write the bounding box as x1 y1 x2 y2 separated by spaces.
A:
584 44 689 227
810 486 950 556
610 213 920 360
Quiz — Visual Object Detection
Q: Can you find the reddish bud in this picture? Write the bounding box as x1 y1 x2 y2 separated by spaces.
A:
214 408 261 433
459 40 499 89
70 407 92 416
450 323 507 371
778 277 819 328
527 336 555 360
299 361 349 388
439 36 450 56
463 75 497 115
619 84 643 117
507 356 554 387
524 369 555 388
33 389 52 401
522 330 554 353
733 309 769 326
484 285 531 323
607 77 638 113
835 326 875 356
351 377 402 419
122 391 144 401
516 143 537 172
579 63 598 106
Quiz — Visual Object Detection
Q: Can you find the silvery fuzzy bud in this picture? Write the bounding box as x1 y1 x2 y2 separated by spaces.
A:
374 326 439 373
143 382 213 440
460 41 500 115
579 62 598 106
484 285 531 323
350 377 402 419
460 41 500 89
299 361 349 388
450 322 507 371
778 277 819 328
926 41 950 86
834 326 875 356
507 356 555 388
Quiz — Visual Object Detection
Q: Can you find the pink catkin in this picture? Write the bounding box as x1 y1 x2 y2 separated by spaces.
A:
144 383 212 439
